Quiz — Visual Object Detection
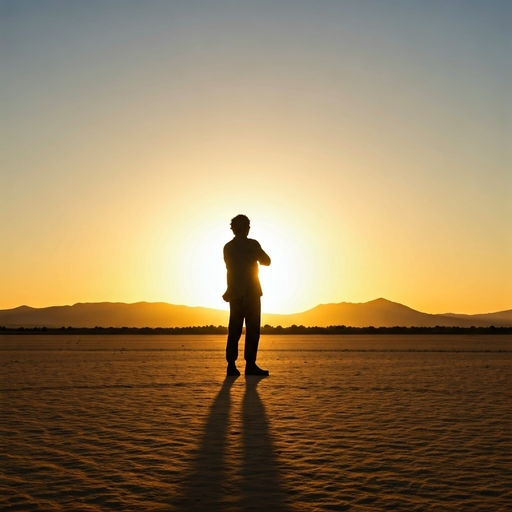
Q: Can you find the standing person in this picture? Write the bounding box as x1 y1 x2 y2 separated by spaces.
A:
223 215 271 376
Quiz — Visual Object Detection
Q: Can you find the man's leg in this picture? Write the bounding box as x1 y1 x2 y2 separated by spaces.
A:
244 295 268 375
226 298 244 364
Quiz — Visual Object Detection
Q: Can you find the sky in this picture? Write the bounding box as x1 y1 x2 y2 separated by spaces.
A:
2 0 511 315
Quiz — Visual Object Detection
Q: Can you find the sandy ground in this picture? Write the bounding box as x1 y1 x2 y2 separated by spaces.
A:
1 334 511 511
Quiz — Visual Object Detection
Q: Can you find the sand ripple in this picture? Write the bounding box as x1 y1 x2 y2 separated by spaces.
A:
1 335 511 511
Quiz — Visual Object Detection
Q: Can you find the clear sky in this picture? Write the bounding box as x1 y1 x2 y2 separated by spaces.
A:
2 0 511 315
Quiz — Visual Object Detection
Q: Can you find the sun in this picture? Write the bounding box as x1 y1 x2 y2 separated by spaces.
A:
170 213 313 315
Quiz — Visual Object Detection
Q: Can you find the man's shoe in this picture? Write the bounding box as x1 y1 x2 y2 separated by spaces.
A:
245 363 269 376
227 362 241 376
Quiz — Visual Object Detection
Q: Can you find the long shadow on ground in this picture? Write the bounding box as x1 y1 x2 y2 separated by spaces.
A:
239 375 293 511
174 375 293 511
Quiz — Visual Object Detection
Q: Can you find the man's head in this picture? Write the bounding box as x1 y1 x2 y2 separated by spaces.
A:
230 214 250 237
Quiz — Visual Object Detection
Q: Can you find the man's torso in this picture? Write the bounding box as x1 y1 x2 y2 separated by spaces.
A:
224 237 263 300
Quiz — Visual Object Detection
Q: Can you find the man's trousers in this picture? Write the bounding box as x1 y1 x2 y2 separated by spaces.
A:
226 295 261 363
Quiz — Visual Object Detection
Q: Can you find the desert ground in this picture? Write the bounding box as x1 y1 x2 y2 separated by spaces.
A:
1 335 511 511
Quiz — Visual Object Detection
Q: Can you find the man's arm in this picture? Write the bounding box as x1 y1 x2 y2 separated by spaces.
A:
259 252 271 266
255 242 271 266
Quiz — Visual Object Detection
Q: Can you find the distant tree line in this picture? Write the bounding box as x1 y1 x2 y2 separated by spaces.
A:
1 325 511 335
0 325 228 335
260 324 512 335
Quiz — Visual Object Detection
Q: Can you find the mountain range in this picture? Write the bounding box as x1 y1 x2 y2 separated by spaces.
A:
1 298 511 328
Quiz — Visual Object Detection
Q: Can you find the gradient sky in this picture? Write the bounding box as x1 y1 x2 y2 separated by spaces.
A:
2 0 511 315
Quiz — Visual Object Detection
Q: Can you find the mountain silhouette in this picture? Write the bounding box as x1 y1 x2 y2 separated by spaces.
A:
0 302 227 329
0 299 511 328
262 298 512 328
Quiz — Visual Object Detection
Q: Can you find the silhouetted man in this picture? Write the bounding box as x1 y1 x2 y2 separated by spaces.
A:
223 215 271 376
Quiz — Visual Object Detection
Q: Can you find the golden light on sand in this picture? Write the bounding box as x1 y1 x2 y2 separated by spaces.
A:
4 335 511 511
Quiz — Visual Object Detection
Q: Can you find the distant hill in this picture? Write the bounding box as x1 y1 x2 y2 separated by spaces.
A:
262 298 512 328
0 302 228 329
0 298 511 328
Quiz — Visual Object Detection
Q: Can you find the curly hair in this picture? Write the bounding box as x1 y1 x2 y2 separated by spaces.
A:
230 214 250 235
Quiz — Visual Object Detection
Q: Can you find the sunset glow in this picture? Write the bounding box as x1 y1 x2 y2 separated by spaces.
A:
2 1 511 315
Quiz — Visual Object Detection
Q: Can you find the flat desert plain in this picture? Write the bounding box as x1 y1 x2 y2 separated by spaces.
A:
1 335 511 511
